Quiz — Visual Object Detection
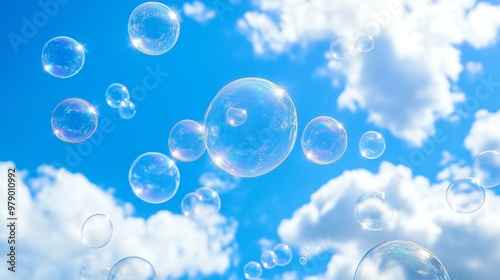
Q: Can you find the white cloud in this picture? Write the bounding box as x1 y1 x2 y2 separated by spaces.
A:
237 0 500 146
199 166 240 193
440 150 456 166
0 162 237 280
464 109 500 157
277 162 500 279
183 1 216 23
465 61 483 76
436 161 471 182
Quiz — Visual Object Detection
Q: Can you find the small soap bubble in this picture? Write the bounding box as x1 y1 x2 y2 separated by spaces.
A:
168 120 206 162
273 243 293 266
244 261 262 279
226 107 248 127
181 192 201 217
106 83 130 108
359 131 386 159
51 98 98 143
446 177 485 214
472 150 500 188
299 256 308 265
42 36 85 78
355 191 393 231
330 34 356 60
119 100 137 120
128 2 180 55
129 152 180 204
181 188 221 218
108 256 156 280
81 214 113 249
355 34 375 53
78 261 110 280
260 250 278 269
301 116 348 164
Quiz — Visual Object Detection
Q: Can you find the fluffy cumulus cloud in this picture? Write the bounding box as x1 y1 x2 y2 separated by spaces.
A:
0 162 237 280
464 109 500 157
237 0 500 146
183 1 216 23
277 162 500 279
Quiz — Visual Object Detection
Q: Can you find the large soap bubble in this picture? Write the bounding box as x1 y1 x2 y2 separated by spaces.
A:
446 177 485 214
354 240 450 280
51 98 98 143
204 78 298 178
301 116 347 164
472 150 500 188
108 256 156 280
42 36 85 78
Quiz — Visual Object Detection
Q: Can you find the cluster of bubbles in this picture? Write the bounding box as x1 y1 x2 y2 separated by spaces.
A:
244 243 293 279
446 150 500 214
181 187 221 218
106 83 137 120
355 191 394 231
330 33 375 60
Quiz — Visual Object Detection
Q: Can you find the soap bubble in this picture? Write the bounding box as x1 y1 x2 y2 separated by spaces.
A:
42 36 85 78
359 131 386 159
299 256 308 265
168 120 206 162
355 191 393 231
472 150 500 188
108 256 156 280
106 83 130 108
181 192 200 217
81 214 113 249
204 77 298 178
301 116 347 164
354 240 450 280
129 152 180 204
260 250 278 269
446 177 485 214
51 98 98 143
119 100 137 120
273 243 293 266
226 107 248 127
330 34 356 60
78 260 110 280
181 188 221 218
244 261 262 279
128 2 180 55
356 34 375 53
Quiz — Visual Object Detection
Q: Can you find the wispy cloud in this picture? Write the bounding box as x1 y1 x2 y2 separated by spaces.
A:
183 1 216 23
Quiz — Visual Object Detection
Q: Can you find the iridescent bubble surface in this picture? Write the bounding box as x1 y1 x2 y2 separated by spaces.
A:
356 34 375 53
106 83 130 108
354 240 450 280
446 177 485 214
168 120 206 162
301 116 347 165
472 150 500 188
81 214 113 249
129 152 180 204
330 33 356 60
119 100 137 120
226 107 248 127
51 98 98 143
273 243 293 266
108 256 156 280
244 261 262 279
181 188 221 218
181 192 200 217
355 191 393 231
204 77 298 178
42 36 85 78
260 250 278 269
359 131 386 159
128 2 180 55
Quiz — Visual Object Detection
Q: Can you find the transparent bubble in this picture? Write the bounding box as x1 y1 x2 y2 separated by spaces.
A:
168 120 206 162
260 250 278 269
356 34 375 53
106 83 130 108
51 98 98 143
204 77 298 178
81 214 113 249
181 188 221 218
299 256 308 265
119 100 137 120
355 191 394 231
354 240 450 280
301 116 347 165
79 261 110 280
226 107 248 127
181 192 200 217
128 2 180 55
108 256 156 280
129 152 180 204
273 243 293 266
472 150 500 188
330 33 356 60
42 36 85 78
359 131 386 159
446 177 485 214
244 261 262 279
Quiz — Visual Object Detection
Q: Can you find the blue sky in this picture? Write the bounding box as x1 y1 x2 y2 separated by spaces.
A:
2 0 500 279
